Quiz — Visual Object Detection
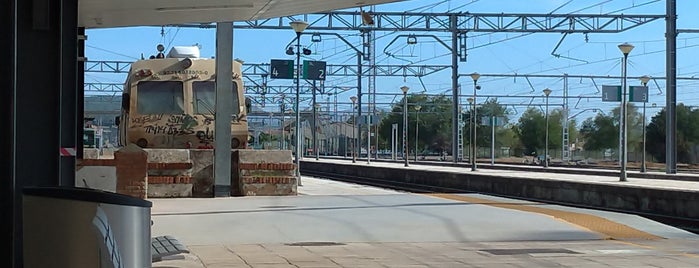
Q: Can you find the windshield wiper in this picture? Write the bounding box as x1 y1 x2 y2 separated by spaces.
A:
195 99 216 121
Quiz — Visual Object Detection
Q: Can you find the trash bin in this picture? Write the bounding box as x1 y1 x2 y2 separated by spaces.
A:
23 187 152 268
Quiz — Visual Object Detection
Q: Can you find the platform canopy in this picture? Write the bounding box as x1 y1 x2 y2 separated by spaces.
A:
79 0 401 28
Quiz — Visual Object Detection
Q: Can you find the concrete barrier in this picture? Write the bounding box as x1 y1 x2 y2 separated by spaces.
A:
233 150 296 196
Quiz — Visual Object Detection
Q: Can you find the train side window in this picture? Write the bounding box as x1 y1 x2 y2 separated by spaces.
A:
245 97 251 114
121 93 130 112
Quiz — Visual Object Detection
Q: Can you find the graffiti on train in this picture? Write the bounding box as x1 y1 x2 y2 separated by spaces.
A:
131 114 209 136
195 128 214 143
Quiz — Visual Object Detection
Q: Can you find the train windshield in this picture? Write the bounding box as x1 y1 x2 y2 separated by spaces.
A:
136 81 184 114
192 81 240 115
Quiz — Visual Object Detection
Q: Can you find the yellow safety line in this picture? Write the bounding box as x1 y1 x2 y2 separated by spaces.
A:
427 193 662 240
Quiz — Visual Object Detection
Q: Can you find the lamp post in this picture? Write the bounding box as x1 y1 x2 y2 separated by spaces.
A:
350 96 357 163
414 105 421 161
314 103 321 160
280 95 285 150
401 86 410 167
467 97 474 165
289 20 308 183
543 88 552 168
470 73 480 171
618 42 634 182
640 75 651 173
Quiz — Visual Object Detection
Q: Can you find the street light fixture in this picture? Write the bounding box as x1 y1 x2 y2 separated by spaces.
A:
289 20 308 185
469 73 480 171
618 42 634 182
414 105 422 161
401 86 410 167
543 88 552 168
350 96 357 163
640 75 651 173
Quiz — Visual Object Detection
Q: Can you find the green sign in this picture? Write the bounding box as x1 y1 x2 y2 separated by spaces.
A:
302 60 326 80
481 116 506 126
270 59 294 79
629 86 648 102
602 85 622 102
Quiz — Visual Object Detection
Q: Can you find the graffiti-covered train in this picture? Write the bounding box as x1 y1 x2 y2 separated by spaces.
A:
116 45 249 149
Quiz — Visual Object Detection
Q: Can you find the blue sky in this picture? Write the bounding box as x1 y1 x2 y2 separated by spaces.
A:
85 0 699 123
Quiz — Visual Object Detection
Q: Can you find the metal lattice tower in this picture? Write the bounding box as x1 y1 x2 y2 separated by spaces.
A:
457 105 464 161
562 74 570 161
369 5 377 160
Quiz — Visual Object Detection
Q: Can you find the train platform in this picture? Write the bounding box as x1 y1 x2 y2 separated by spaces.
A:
312 158 699 191
151 175 699 268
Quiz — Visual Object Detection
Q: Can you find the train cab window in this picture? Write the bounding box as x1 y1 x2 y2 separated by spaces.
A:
136 81 184 114
193 81 240 115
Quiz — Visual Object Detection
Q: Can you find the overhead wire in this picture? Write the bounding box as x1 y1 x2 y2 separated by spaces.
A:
86 44 140 60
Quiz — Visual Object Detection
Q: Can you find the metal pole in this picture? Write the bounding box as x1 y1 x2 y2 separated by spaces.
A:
620 53 628 182
367 110 371 164
375 114 379 160
642 101 647 173
545 95 550 168
472 80 478 171
666 0 677 174
403 91 409 167
468 107 472 164
415 110 419 161
312 81 318 161
451 15 459 164
491 116 495 165
392 124 397 160
356 53 363 163
294 32 303 185
352 106 356 163
280 97 285 149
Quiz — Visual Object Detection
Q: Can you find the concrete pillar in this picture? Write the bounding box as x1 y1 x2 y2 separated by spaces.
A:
214 22 233 197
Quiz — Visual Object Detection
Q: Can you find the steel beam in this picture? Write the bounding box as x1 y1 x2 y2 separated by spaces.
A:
172 11 663 33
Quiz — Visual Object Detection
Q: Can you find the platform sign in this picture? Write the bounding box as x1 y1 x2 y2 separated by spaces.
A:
302 60 326 80
602 85 622 102
270 59 294 79
629 86 648 103
481 116 506 126
363 114 382 125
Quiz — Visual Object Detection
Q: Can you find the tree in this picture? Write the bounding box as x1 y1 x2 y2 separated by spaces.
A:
516 107 545 155
577 103 642 153
579 111 617 151
646 104 699 163
463 98 509 149
378 94 451 154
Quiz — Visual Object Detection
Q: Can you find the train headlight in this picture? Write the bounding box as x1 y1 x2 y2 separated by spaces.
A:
182 58 193 69
136 138 148 148
135 69 152 78
231 138 241 149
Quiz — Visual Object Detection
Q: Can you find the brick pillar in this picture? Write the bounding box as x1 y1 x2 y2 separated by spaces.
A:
115 144 148 198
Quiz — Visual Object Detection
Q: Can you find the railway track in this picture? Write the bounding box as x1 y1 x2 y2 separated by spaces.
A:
301 168 699 235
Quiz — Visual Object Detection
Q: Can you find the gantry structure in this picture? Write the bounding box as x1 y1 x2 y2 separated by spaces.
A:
86 9 668 164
